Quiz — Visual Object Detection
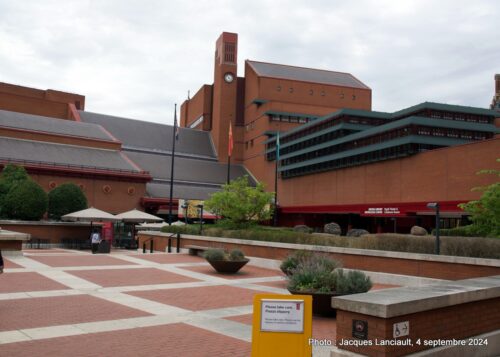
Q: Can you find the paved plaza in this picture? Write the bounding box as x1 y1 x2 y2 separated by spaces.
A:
0 249 394 356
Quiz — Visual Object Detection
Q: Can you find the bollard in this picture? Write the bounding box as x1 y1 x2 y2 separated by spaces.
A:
150 240 153 253
167 238 172 253
142 243 146 254
176 233 180 253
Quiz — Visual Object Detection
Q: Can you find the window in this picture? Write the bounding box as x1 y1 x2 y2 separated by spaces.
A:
276 86 281 92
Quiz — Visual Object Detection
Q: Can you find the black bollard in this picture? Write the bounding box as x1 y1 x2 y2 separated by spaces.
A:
176 233 180 253
142 243 146 254
168 238 172 253
150 240 154 253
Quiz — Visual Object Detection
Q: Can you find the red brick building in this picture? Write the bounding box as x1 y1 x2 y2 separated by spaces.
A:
0 32 499 233
181 32 500 233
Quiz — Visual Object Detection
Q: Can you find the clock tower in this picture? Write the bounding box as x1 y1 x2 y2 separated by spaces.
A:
211 32 238 163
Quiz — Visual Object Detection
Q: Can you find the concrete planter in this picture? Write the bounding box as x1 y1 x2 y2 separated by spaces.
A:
288 289 340 316
207 259 249 274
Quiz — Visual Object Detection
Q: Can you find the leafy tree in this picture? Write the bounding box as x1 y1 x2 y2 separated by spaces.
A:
205 176 273 227
0 164 30 217
48 183 88 220
459 159 500 238
3 180 48 220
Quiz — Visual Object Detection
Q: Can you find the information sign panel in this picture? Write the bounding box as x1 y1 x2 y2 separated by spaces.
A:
260 299 304 333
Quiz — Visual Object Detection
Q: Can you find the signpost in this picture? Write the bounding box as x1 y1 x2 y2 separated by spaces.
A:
393 321 410 338
252 294 312 357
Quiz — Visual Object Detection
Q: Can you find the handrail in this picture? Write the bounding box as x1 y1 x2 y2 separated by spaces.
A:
166 233 180 253
142 237 154 253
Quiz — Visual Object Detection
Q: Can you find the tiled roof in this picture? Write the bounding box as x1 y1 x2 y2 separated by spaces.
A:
124 151 252 185
80 111 216 158
0 137 140 172
247 60 370 89
0 110 113 141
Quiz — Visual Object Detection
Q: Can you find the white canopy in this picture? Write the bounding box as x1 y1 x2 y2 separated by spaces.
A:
61 207 120 222
114 209 163 223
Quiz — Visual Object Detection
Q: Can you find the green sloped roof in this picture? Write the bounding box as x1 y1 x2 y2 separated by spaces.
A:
264 122 372 146
268 116 498 160
279 108 391 140
279 135 468 172
391 102 499 118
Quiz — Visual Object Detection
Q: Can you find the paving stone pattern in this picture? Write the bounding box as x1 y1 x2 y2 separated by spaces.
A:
0 249 367 356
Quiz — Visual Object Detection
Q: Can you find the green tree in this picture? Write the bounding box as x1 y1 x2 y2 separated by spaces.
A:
3 180 48 220
205 176 273 227
459 159 500 238
48 183 88 220
0 164 30 217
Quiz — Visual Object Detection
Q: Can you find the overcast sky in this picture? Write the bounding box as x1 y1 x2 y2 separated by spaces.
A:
0 0 498 125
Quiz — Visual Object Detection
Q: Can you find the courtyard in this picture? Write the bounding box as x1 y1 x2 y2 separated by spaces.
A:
0 248 396 356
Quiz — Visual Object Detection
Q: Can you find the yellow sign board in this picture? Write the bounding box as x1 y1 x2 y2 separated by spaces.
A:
252 294 312 357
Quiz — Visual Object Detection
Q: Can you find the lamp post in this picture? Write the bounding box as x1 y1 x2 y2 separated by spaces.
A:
196 204 204 235
181 203 189 225
427 202 440 255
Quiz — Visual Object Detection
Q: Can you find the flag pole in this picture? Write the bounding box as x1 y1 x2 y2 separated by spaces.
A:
273 131 280 227
227 154 231 184
168 104 178 225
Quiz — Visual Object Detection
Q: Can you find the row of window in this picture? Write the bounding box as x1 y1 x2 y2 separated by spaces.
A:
269 114 310 124
275 86 358 100
277 115 385 146
417 110 491 124
280 144 441 179
274 125 491 166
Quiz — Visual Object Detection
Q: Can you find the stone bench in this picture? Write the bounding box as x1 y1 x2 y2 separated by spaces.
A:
0 228 31 255
185 244 211 256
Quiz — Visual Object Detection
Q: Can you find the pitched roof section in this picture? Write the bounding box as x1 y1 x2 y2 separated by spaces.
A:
79 111 216 159
0 109 114 141
0 137 140 172
124 151 252 185
247 60 370 89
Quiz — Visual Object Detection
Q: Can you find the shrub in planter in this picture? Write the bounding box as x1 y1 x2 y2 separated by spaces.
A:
203 248 249 274
285 254 371 316
280 250 314 276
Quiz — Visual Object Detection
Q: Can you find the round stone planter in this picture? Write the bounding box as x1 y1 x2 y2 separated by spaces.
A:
207 258 249 274
288 289 339 317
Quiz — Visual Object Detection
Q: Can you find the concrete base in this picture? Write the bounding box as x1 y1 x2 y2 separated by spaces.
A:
330 329 500 357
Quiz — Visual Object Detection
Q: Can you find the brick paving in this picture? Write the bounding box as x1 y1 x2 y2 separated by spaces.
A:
0 323 251 357
67 268 199 287
179 264 285 280
133 253 206 264
0 249 404 356
127 285 269 311
0 272 69 293
0 295 150 332
28 255 136 267
2 258 24 269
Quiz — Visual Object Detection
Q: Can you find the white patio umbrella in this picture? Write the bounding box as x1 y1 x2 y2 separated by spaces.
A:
61 207 120 222
114 209 163 223
114 209 163 245
61 207 120 233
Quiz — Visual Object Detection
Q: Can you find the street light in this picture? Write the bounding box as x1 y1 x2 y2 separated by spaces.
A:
427 202 440 255
181 202 189 225
196 204 204 235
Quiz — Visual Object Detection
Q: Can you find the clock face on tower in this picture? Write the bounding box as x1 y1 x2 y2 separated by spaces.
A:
224 72 235 83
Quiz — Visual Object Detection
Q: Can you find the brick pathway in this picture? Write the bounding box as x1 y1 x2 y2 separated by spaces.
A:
0 250 399 356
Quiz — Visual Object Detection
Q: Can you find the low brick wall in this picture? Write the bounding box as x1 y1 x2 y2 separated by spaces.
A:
332 276 500 356
137 232 500 280
0 221 92 244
